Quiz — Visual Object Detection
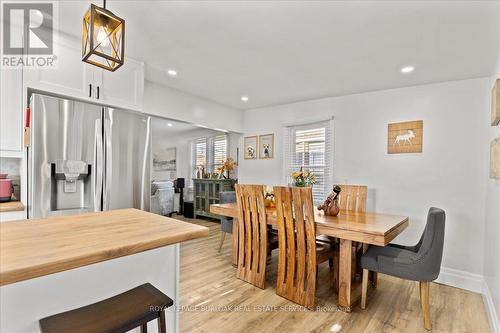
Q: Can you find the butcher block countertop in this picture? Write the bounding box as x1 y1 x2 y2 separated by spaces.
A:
0 201 24 212
0 208 209 286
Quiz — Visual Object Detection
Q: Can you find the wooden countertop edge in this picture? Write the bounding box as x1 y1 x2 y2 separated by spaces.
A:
0 226 209 287
0 201 25 212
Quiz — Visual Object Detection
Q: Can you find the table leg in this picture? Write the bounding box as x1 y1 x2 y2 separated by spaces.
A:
338 239 353 312
231 218 238 266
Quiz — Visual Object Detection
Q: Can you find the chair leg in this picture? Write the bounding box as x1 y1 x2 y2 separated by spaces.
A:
218 232 226 253
361 269 369 309
140 323 148 333
157 310 167 333
419 281 432 331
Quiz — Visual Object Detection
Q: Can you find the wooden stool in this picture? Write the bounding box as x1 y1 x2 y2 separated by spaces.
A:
40 283 173 333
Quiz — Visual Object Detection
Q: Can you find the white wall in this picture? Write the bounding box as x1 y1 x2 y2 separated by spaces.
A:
483 60 500 331
151 122 241 196
239 78 490 277
152 125 225 181
143 81 244 133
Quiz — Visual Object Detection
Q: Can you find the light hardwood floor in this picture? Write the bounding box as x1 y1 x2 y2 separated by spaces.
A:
178 218 490 333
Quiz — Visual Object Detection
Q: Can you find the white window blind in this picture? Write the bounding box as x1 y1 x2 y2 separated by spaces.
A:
194 138 207 171
212 135 228 172
284 119 333 203
190 134 229 184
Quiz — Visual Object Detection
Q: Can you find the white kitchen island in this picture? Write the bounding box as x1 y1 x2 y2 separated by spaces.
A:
0 209 209 333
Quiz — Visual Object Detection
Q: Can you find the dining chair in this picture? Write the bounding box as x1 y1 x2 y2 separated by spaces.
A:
274 186 335 308
360 207 446 331
218 191 236 252
337 184 368 212
317 185 368 289
234 184 278 289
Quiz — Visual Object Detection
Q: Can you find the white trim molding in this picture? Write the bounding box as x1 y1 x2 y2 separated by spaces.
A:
436 266 484 293
483 281 500 333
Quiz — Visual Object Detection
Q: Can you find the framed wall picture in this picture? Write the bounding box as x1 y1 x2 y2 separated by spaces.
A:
244 136 258 159
153 147 176 172
492 78 500 126
490 138 500 179
259 134 274 159
387 120 423 154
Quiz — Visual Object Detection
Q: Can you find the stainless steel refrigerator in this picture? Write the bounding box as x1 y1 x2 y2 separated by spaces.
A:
28 93 151 218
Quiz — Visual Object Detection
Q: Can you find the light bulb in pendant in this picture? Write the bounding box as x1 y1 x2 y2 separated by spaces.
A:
96 26 110 47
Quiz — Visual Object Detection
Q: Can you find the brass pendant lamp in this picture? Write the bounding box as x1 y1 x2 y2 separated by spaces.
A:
82 0 124 71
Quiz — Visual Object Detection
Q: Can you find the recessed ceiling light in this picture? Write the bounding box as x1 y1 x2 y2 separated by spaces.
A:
401 66 415 74
167 123 173 127
240 96 249 102
167 69 177 77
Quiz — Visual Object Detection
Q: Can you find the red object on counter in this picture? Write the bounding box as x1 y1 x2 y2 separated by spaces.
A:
25 107 31 128
0 174 12 202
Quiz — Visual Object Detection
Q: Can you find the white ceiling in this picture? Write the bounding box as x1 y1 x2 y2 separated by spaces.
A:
59 1 500 110
151 117 196 136
151 116 224 136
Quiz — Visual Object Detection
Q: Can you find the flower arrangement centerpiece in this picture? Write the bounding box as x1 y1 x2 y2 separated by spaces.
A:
217 157 237 179
291 167 316 187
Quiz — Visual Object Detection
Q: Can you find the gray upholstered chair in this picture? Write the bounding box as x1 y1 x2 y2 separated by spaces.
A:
218 191 236 252
360 207 445 331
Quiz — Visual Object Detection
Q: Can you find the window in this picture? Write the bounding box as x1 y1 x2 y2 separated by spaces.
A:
190 134 228 183
212 135 228 172
284 119 333 203
194 138 207 172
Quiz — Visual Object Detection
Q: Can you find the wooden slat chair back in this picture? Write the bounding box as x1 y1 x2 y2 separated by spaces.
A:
234 184 269 289
338 185 368 212
332 185 368 287
274 186 318 308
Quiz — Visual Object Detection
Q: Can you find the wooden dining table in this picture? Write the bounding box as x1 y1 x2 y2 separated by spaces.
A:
210 202 409 312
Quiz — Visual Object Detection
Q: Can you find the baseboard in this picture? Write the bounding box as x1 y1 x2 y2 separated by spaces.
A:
483 281 500 333
436 266 484 293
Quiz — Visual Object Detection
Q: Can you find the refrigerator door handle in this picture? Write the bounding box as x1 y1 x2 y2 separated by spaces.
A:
103 117 112 211
94 119 103 211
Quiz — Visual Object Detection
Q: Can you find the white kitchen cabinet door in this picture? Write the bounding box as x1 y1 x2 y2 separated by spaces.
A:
96 58 144 111
0 67 23 153
24 35 95 100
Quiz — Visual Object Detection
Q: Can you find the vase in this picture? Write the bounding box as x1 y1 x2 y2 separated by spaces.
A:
294 179 306 187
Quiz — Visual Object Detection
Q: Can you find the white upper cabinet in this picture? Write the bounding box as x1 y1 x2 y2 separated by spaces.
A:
24 34 95 100
24 34 144 111
95 57 144 111
0 66 23 153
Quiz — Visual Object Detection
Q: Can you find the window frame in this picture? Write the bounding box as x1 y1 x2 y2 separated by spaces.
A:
190 134 229 185
283 119 334 203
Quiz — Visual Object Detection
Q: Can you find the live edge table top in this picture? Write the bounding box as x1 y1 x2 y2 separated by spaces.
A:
210 203 409 246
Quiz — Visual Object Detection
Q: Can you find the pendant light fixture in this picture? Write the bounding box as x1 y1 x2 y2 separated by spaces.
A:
82 0 124 71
